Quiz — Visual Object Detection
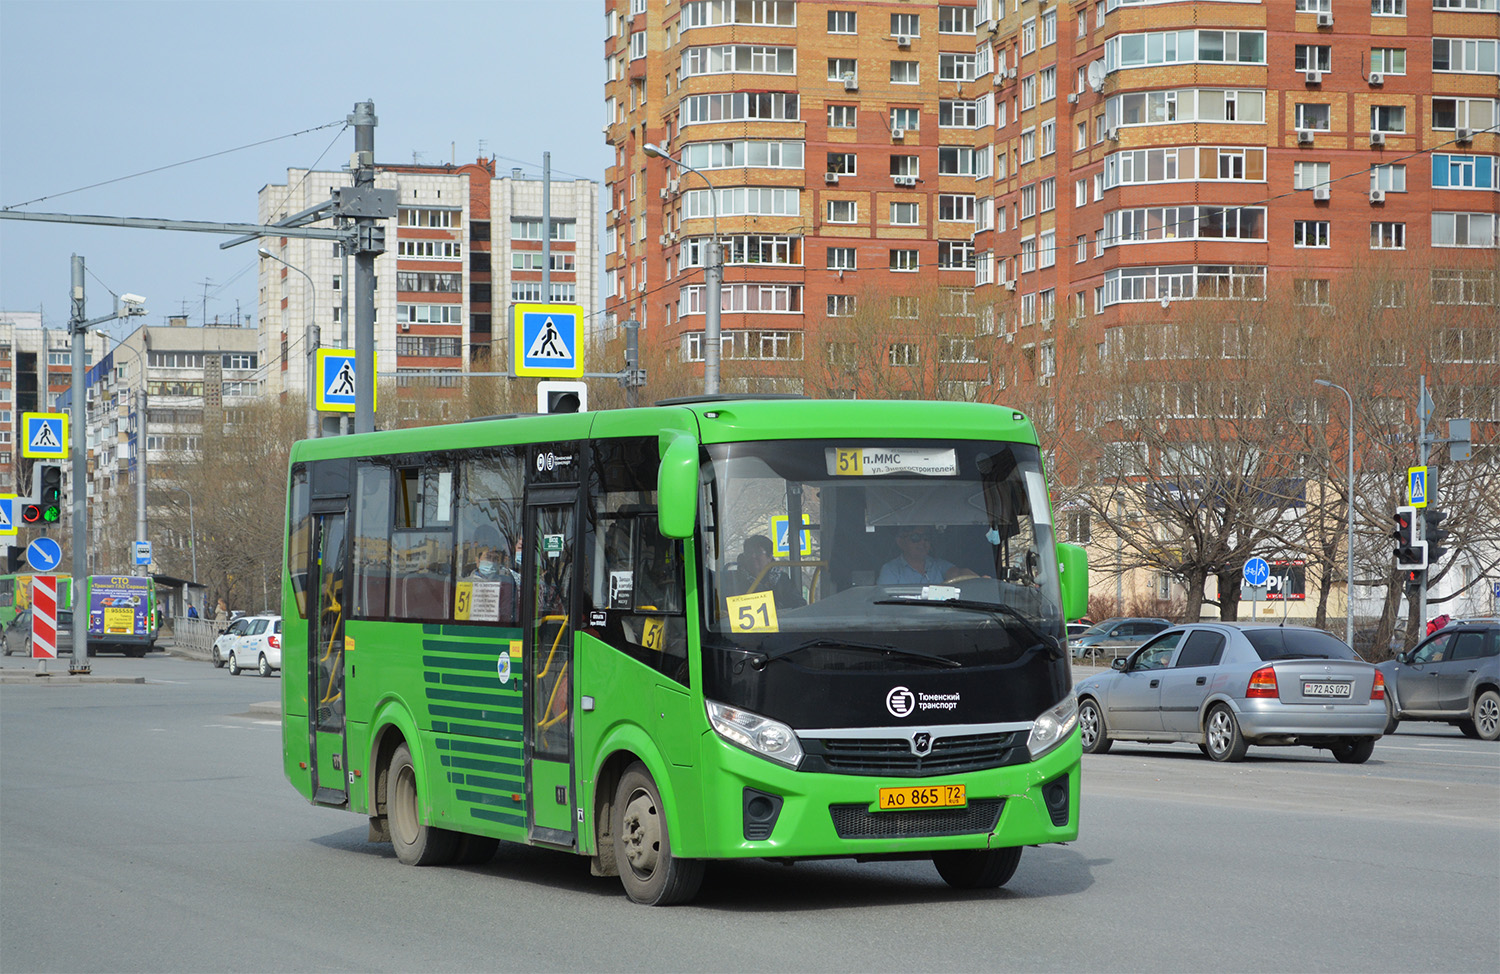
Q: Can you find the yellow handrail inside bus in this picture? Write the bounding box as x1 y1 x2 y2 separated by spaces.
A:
536 614 568 679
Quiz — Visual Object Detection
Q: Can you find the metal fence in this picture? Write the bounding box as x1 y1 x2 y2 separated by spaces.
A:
171 617 222 655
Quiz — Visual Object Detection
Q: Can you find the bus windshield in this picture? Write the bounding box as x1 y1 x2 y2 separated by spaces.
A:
700 438 1065 708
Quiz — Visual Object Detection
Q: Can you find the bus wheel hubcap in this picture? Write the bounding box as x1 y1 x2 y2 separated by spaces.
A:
621 790 661 876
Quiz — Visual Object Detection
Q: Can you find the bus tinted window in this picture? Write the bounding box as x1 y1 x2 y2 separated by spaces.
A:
287 465 311 619
352 464 392 618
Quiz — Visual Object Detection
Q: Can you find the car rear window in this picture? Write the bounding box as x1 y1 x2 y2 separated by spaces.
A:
1245 628 1359 661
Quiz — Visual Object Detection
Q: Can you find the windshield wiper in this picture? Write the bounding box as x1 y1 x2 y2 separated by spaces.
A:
874 598 1064 660
749 637 961 671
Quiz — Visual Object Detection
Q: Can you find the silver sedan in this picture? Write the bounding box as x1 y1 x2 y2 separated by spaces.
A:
1075 623 1386 763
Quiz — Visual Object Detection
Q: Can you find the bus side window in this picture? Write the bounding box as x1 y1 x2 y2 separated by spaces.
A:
287 465 312 619
352 464 392 619
455 450 525 627
389 464 455 621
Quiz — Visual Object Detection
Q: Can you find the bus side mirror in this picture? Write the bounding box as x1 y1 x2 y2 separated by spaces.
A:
657 433 699 540
1057 542 1088 622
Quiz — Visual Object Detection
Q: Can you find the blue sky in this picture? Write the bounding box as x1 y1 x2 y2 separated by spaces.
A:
0 0 609 338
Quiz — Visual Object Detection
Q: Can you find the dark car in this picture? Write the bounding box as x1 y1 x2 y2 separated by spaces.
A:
3 608 75 657
1075 623 1386 762
1070 617 1172 660
1376 621 1499 741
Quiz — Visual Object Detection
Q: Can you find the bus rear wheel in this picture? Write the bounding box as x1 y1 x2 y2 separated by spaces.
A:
388 742 457 866
933 845 1023 890
613 762 703 906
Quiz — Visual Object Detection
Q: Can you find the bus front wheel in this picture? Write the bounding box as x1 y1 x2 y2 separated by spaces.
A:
613 762 704 905
388 742 457 866
933 845 1022 890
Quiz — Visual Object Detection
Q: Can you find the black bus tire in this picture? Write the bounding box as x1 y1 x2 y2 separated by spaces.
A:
934 845 1023 889
388 742 457 866
613 762 704 905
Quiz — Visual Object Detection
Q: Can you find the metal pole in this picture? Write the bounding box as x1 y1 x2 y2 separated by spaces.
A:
1115 496 1123 614
351 101 378 435
1417 374 1429 629
259 248 318 438
542 152 551 302
68 256 88 673
136 386 147 574
642 143 719 394
1315 379 1356 647
624 318 640 408
163 485 196 584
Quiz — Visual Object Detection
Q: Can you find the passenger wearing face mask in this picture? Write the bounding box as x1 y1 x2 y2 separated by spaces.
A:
467 545 520 624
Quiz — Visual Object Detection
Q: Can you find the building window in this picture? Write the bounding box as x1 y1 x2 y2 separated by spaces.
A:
1295 45 1332 72
827 104 857 128
1372 0 1406 16
889 202 920 226
827 152 857 175
937 147 975 175
827 10 856 33
828 57 857 81
1433 154 1497 189
827 294 856 317
891 61 920 84
890 12 920 36
938 5 974 33
1432 212 1497 248
1370 163 1407 192
1370 222 1406 249
888 343 919 366
940 100 978 128
1294 279 1330 306
826 200 858 223
1294 221 1330 248
1431 269 1495 306
1294 161 1331 190
1295 103 1331 130
1433 38 1499 74
1433 98 1498 131
889 249 920 271
937 240 975 269
938 194 975 222
1371 105 1406 133
939 53 976 82
827 247 856 270
1370 48 1407 74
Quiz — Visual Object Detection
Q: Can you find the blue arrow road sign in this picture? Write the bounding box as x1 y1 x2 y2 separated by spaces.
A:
1243 557 1270 587
26 537 63 573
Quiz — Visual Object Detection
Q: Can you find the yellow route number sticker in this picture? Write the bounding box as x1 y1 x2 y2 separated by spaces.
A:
641 616 667 652
725 590 779 633
834 448 863 476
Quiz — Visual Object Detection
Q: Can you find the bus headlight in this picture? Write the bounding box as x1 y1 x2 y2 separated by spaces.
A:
706 700 804 768
1027 692 1078 760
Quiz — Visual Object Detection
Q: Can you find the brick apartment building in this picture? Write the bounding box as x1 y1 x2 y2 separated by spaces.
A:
605 0 1495 395
258 160 598 406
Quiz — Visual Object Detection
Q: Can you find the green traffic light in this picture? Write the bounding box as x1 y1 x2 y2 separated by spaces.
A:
42 506 61 523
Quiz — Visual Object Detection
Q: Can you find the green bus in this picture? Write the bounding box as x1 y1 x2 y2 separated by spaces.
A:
281 398 1087 905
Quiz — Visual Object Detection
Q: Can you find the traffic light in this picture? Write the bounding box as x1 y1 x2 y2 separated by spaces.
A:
1422 508 1449 565
1391 506 1426 570
1402 568 1425 594
36 464 62 524
3 545 23 573
537 380 587 414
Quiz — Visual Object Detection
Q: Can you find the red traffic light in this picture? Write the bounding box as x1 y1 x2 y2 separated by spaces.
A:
21 503 43 524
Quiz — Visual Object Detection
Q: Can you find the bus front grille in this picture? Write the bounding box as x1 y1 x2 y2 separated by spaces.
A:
828 799 1005 839
803 732 1026 776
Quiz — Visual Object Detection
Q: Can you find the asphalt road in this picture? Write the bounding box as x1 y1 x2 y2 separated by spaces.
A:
2 654 1496 973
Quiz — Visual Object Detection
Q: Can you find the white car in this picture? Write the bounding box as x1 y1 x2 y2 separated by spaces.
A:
213 614 282 677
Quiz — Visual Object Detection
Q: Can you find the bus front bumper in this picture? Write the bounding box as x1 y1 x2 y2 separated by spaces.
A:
683 729 1081 861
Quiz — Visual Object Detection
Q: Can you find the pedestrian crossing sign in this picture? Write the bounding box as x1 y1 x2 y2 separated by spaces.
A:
0 495 16 536
22 412 68 459
513 303 584 378
314 349 377 413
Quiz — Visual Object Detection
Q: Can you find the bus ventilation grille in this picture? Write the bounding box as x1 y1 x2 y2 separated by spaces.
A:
805 732 1025 777
828 799 1004 839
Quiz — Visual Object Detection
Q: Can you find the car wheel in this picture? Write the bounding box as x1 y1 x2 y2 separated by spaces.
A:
613 761 704 905
1330 738 1376 764
227 652 240 676
1204 705 1248 762
1384 697 1399 735
1471 690 1500 743
258 653 272 678
1078 698 1112 754
388 742 457 866
934 846 1023 890
211 647 224 669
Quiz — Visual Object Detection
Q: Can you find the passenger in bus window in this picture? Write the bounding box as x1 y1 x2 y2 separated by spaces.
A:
734 535 805 609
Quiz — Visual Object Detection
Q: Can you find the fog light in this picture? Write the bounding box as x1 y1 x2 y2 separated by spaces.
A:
1042 774 1069 827
742 788 783 841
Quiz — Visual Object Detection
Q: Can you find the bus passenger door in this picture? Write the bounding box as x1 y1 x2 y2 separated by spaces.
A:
309 511 349 806
524 494 578 847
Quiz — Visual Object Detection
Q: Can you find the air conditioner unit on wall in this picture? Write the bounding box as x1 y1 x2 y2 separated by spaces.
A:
1004 280 1017 292
1297 129 1315 143
893 175 917 187
1313 185 1331 200
824 172 840 184
892 128 906 141
659 188 670 200
1368 72 1383 86
1067 92 1079 104
895 34 911 47
1105 127 1119 141
1369 188 1386 203
843 72 858 91
1305 70 1322 85
1370 130 1386 145
668 178 679 193
1455 127 1474 143
1317 11 1333 26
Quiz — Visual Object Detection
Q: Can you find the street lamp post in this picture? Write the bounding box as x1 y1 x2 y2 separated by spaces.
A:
258 248 319 437
643 142 721 395
1315 379 1356 647
105 338 150 576
160 484 197 586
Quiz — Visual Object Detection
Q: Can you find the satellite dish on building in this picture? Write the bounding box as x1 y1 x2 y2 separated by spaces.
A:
1088 60 1107 92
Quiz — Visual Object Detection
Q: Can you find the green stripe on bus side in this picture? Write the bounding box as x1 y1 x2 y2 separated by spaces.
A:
469 807 527 829
456 787 527 811
432 671 513 690
421 655 496 672
426 687 522 710
441 753 523 779
437 737 519 759
432 720 524 742
430 703 523 726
